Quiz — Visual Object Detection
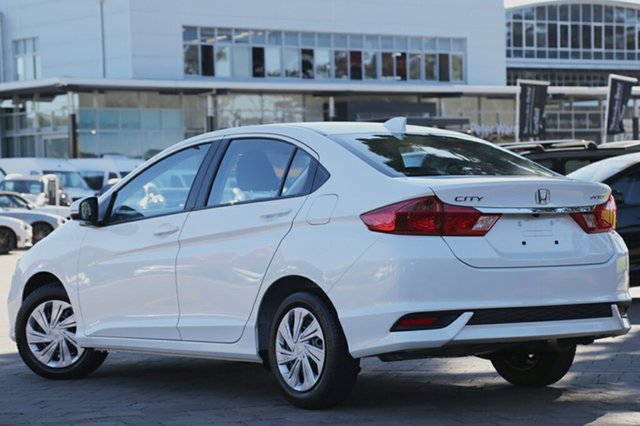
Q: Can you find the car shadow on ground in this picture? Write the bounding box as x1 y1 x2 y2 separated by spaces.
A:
0 347 636 425
1 299 637 424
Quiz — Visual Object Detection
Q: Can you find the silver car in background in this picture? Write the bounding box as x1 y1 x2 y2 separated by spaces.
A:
0 191 67 242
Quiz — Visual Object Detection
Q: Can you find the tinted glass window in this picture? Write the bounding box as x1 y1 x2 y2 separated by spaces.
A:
608 170 640 205
282 149 314 197
43 170 89 189
330 133 554 177
0 180 43 194
208 139 295 206
0 194 28 207
109 143 210 224
79 171 104 190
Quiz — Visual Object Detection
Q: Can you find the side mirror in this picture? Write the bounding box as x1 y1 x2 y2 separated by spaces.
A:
70 197 99 225
612 189 625 206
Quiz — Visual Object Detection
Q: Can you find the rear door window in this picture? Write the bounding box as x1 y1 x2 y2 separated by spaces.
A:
330 133 554 177
207 139 295 206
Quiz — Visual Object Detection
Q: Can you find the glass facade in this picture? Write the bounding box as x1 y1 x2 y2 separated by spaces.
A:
13 38 40 81
507 67 640 86
77 92 206 159
1 95 68 158
506 3 640 61
506 2 640 86
183 27 466 83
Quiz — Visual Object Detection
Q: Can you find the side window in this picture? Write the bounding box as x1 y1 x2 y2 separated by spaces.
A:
0 195 12 207
282 149 314 197
608 169 640 206
109 143 210 224
207 139 295 206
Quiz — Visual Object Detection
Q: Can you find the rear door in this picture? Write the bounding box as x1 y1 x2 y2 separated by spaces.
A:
176 137 319 343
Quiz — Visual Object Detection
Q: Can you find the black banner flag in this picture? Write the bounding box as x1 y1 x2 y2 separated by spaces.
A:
517 80 549 140
605 74 636 136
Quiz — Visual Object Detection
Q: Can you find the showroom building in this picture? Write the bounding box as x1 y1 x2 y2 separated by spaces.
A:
0 0 506 158
1 0 640 158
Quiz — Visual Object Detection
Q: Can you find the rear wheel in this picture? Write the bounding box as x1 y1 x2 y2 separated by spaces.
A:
491 343 576 387
15 284 108 379
268 291 359 409
0 226 16 254
32 222 53 243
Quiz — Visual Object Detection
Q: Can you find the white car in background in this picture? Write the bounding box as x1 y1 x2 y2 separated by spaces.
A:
0 215 32 254
7 120 632 409
0 174 71 209
0 158 95 202
0 191 70 219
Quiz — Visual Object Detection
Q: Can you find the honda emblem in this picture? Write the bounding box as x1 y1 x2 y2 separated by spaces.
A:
535 189 551 205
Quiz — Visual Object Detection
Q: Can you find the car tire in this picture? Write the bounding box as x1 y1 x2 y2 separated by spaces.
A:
490 343 576 387
15 284 108 380
0 226 16 254
268 291 359 409
32 222 53 244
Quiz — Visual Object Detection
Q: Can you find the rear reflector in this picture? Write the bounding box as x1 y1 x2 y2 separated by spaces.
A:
360 196 500 236
391 312 461 332
571 195 617 233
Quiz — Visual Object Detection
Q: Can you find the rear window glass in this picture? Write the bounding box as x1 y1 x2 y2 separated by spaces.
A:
330 133 555 177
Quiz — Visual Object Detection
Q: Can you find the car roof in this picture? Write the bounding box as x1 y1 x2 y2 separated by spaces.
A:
568 152 640 182
2 174 43 181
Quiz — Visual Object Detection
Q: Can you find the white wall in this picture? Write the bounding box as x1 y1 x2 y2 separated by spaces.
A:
128 0 506 84
0 0 132 81
0 0 506 84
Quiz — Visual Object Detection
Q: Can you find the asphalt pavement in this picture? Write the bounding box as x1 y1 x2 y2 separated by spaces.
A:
1 251 638 425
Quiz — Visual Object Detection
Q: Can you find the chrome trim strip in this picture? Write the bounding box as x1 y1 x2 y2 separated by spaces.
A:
477 205 595 214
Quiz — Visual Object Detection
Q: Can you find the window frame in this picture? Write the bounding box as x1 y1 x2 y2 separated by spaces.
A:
194 134 325 212
101 141 218 227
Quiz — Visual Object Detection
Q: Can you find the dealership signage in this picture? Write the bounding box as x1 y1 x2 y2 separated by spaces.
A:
516 79 549 141
604 74 637 139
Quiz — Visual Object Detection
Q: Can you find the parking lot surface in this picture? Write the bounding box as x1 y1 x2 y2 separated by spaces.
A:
0 251 638 425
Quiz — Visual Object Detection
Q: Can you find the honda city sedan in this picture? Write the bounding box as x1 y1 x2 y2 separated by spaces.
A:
7 120 632 409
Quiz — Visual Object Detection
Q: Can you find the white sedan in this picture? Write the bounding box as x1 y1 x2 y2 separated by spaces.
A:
7 120 632 408
0 215 32 254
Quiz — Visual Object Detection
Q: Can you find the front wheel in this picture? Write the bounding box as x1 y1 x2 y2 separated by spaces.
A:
268 291 359 409
15 284 108 379
32 222 54 244
491 343 576 387
0 226 16 254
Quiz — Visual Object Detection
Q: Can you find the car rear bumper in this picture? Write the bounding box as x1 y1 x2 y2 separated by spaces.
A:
347 304 630 358
330 233 632 359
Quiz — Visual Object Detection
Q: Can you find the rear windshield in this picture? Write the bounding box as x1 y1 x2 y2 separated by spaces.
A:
330 133 555 177
0 180 43 194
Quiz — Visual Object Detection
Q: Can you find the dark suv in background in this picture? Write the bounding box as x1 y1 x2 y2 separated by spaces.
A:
501 140 640 175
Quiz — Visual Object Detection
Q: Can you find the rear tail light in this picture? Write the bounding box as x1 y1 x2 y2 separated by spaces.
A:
360 196 500 236
571 195 617 234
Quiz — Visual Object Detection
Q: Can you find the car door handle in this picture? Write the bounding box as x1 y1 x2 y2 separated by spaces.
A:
259 209 292 220
153 224 180 237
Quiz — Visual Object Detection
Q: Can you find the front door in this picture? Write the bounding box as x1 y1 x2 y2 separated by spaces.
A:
77 143 211 340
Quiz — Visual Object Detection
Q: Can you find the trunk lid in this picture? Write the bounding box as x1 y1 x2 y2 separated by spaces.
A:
405 176 615 268
417 176 610 208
